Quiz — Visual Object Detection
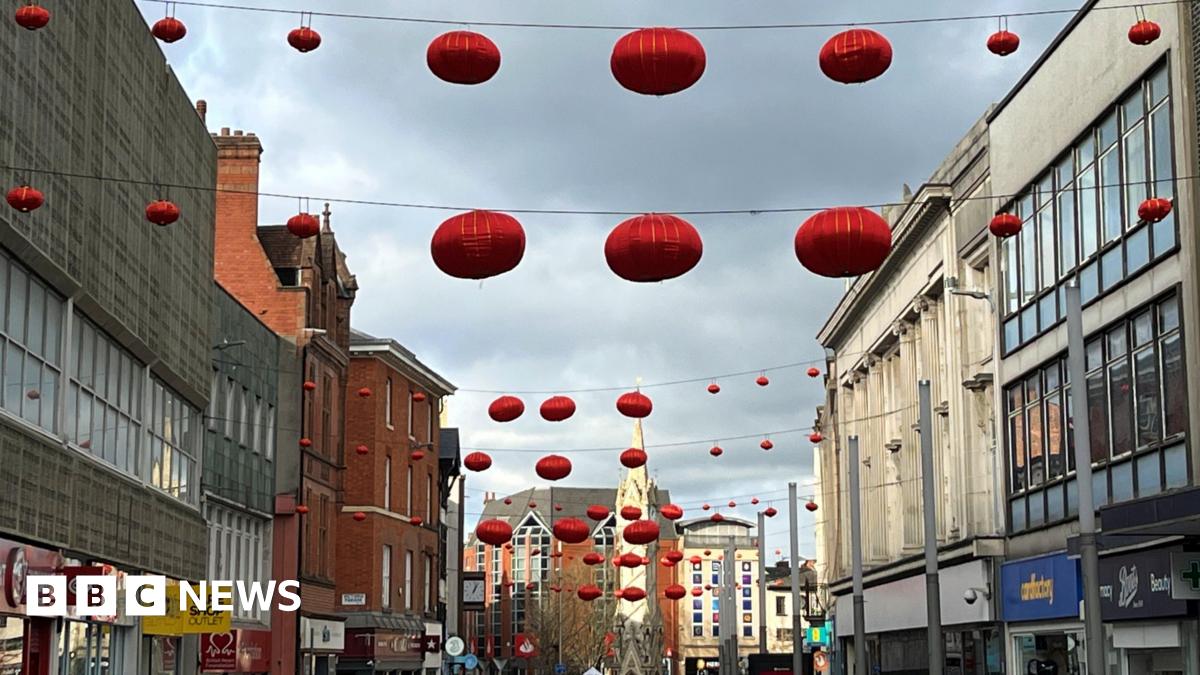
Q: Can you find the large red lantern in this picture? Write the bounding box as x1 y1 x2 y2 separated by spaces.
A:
288 26 321 53
353 512 367 522
807 367 822 378
707 383 720 394
553 518 590 544
620 447 648 469
488 396 525 422
986 31 1020 56
583 552 605 566
666 550 685 563
1138 198 1172 223
577 585 603 601
535 454 572 481
620 505 643 521
819 29 893 84
6 185 44 212
710 513 725 522
412 391 428 403
989 213 1022 238
659 504 684 520
616 391 653 419
619 553 644 568
806 501 819 512
605 214 703 282
14 4 50 30
809 432 824 444
540 396 576 422
610 28 705 96
623 519 660 545
764 507 778 518
152 16 187 43
663 584 687 600
145 200 181 226
586 504 610 521
756 375 770 387
476 518 514 546
287 212 320 238
431 210 526 279
710 446 723 457
1129 20 1162 45
427 31 501 85
464 452 492 472
760 439 774 451
620 587 647 602
795 207 893 278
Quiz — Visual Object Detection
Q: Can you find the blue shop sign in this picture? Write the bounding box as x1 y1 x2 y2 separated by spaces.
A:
1001 552 1082 622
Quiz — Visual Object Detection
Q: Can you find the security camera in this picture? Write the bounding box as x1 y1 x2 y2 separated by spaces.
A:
963 586 989 605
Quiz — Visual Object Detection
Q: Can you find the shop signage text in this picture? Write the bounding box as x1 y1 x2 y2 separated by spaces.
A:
1001 553 1082 622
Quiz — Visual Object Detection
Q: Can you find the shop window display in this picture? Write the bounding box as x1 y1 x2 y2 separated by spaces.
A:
1013 632 1083 674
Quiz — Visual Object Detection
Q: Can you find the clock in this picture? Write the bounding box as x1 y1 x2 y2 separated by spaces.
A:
463 579 486 604
445 636 466 657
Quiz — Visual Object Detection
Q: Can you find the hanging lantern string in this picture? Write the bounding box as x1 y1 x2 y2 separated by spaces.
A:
136 0 1191 31
463 484 797 507
2 163 1187 218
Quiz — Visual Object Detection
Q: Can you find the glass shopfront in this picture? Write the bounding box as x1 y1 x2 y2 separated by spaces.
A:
1011 629 1085 674
58 621 120 675
1002 553 1087 674
0 617 23 675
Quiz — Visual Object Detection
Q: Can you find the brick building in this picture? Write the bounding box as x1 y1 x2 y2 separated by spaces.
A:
336 329 456 675
211 124 358 675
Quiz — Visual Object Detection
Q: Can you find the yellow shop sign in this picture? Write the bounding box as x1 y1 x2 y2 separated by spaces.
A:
142 583 233 636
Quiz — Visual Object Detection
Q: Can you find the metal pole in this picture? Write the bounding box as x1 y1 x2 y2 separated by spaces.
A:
848 436 866 675
757 510 767 655
724 540 738 675
1066 283 1105 674
918 381 944 675
787 483 803 675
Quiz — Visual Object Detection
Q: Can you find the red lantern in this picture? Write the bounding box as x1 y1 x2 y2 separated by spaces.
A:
610 28 706 96
663 584 687 600
6 185 44 212
711 513 725 522
554 504 563 511
806 501 819 512
14 4 49 30
288 26 321 53
583 552 605 566
702 504 711 511
488 395 525 422
623 519 660 545
795 207 893 278
605 214 703 282
807 367 821 378
503 497 513 505
986 31 1020 56
413 391 428 403
661 557 676 567
463 452 492 472
761 439 774 451
764 507 778 518
707 383 720 394
819 29 893 84
704 550 712 556
152 16 187 43
1129 20 1162 45
620 447 648 469
810 432 824 444
620 505 643 521
620 553 644 568
553 518 590 544
550 585 561 593
577 585 602 601
989 213 1022 238
705 584 713 591
616 391 653 418
689 555 702 565
613 589 625 599
476 518 514 546
528 502 538 509
660 504 684 520
299 438 312 448
586 504 610 521
427 31 501 85
756 375 769 387
303 380 317 392
296 504 310 515
1138 198 1172 223
286 212 319 238
620 587 647 602
146 200 181 226
540 396 576 422
411 516 424 526
710 446 723 457
357 387 372 398
353 512 367 522
431 210 526 279
535 455 571 481
666 550 685 563
691 587 703 597
728 500 737 508
355 444 369 455
412 450 426 461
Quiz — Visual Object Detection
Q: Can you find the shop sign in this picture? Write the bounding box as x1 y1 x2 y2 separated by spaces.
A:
422 634 441 654
201 632 238 671
1000 552 1082 622
1169 552 1200 600
199 629 272 673
0 539 62 615
1098 547 1188 620
514 633 537 659
142 582 233 636
300 617 345 651
340 593 366 606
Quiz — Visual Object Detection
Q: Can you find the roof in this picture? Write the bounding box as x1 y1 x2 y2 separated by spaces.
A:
349 328 457 395
677 515 756 530
473 486 679 541
439 427 460 461
256 226 302 267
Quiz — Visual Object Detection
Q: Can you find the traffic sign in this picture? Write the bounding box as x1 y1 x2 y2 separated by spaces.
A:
806 626 830 646
493 658 508 672
464 654 480 670
555 663 567 674
446 636 466 657
813 652 829 672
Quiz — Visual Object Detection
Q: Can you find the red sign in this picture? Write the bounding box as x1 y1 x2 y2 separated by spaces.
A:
0 538 62 614
201 632 238 672
421 634 441 654
236 630 272 672
514 634 538 659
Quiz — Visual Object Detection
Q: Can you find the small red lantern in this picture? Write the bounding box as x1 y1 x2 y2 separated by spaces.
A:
586 504 610 521
411 516 424 526
583 552 605 566
689 555 702 565
661 557 676 567
795 207 893 278
1138 198 1172 223
357 387 372 398
288 26 321 53
535 454 572 481
540 396 576 422
432 210 526 279
1129 20 1162 45
620 505 643 520
702 504 711 511
502 497 513 505
355 444 369 456
756 375 769 387
412 391 428 403
707 383 720 394
989 213 1022 238
623 519 660 545
664 584 687 600
578 585 603 601
711 513 725 522
806 501 819 512
286 212 320 238
728 500 737 508
296 504 310 515
761 439 774 451
412 450 426 461
704 550 712 556
476 518 514 546
710 446 723 457
528 502 538 509
427 30 502 85
616 390 653 418
620 553 643 568
691 587 703 597
353 512 367 522
660 504 684 520
6 185 44 212
819 29 893 84
807 367 821 378
751 497 760 505
666 550 684 563
986 31 1020 56
152 16 187 43
299 438 312 448
610 28 706 96
810 432 824 444
146 200 181 226
620 447 648 469
303 381 317 392
554 504 563 511
605 214 703 282
14 4 50 30
464 452 492 472
764 507 778 518
488 395 525 422
620 587 647 602
553 517 590 544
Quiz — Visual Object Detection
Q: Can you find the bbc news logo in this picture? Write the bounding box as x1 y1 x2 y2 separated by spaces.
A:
26 576 302 617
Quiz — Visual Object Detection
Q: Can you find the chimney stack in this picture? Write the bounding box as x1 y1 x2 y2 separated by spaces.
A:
195 99 207 123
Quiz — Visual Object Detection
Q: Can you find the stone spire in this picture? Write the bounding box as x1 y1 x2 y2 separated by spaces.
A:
612 419 663 675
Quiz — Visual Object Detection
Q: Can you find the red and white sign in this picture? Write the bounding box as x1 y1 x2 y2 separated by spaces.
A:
201 632 238 671
200 630 272 673
514 634 538 659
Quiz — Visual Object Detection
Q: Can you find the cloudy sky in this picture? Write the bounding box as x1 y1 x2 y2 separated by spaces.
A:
140 0 1071 559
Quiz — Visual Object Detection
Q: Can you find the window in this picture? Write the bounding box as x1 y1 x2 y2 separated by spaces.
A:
223 377 235 438
264 405 276 460
147 379 201 504
424 553 434 613
405 550 414 610
207 369 219 431
407 466 413 514
237 387 249 446
427 401 434 442
251 396 262 454
407 390 415 438
427 473 434 523
743 626 754 638
385 377 393 428
318 494 329 577
1001 64 1176 355
776 596 786 616
206 503 267 622
68 313 142 477
384 457 392 510
322 377 333 456
382 545 393 608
